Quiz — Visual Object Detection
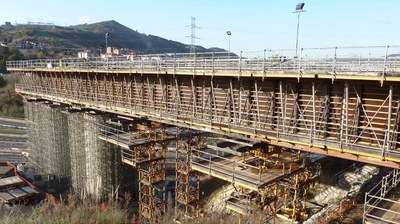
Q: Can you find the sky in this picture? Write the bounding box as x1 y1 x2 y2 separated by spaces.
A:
2 0 400 55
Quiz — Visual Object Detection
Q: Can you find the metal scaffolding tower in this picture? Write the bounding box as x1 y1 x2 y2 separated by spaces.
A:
175 129 200 220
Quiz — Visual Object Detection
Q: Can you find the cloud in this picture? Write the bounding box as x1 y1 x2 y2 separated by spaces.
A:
79 16 90 24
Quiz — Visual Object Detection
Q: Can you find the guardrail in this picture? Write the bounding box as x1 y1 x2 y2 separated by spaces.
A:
363 168 400 223
6 45 400 78
97 123 138 165
191 147 263 187
224 191 252 215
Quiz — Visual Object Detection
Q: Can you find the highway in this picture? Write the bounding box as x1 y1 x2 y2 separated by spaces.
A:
0 117 28 163
0 117 26 129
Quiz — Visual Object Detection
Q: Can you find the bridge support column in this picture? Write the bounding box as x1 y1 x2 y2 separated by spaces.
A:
175 129 200 220
69 112 128 200
137 141 166 222
25 101 70 179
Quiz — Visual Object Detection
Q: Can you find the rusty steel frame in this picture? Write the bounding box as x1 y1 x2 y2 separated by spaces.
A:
175 130 200 219
137 142 166 222
97 120 168 222
219 146 319 222
14 70 400 168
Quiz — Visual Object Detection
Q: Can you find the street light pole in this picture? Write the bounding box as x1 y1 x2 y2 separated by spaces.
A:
105 32 109 52
105 32 109 68
294 3 305 58
226 31 231 60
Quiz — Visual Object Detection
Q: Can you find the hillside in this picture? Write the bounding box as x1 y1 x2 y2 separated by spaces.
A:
0 20 225 57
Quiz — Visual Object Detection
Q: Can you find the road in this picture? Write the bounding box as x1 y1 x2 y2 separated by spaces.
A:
0 117 26 129
0 117 28 163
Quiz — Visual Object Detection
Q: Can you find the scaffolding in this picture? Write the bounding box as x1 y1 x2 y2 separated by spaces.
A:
192 141 320 222
98 120 171 222
24 101 70 179
175 131 200 220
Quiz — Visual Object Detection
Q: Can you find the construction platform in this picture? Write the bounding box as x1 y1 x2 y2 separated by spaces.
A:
192 143 306 191
0 186 39 204
192 154 304 191
0 162 41 204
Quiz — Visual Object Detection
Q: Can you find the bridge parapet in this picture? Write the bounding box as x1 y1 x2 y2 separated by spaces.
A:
6 45 400 81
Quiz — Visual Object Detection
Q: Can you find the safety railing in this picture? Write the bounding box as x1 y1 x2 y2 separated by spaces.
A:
363 168 400 223
97 123 135 146
97 123 138 165
224 190 252 215
190 147 263 188
7 45 400 77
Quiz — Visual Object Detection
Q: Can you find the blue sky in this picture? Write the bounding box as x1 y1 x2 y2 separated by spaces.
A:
2 0 400 54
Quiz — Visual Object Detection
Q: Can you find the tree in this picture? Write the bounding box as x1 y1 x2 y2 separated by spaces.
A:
0 76 6 88
0 46 24 73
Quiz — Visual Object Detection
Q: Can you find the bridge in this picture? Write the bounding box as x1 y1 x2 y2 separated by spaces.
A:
6 45 400 222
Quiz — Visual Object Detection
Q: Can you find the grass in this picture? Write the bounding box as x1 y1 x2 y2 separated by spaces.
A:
0 195 130 224
0 192 273 224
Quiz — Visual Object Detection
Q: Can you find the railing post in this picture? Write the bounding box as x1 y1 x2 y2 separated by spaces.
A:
362 192 368 223
173 53 177 75
212 52 215 74
140 55 144 73
194 52 197 74
367 52 371 72
209 152 211 174
238 51 243 78
262 49 266 80
298 48 303 74
382 45 389 86
333 46 337 74
232 160 235 182
158 54 161 71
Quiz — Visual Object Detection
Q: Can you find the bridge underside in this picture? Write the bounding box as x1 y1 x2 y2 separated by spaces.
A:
14 70 400 168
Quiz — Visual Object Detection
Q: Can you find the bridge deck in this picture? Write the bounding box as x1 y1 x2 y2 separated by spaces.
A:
8 46 400 168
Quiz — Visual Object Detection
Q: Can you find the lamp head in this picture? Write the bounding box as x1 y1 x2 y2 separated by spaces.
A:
296 3 305 11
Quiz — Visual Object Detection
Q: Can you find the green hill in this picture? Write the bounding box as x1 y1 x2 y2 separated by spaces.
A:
0 20 225 57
